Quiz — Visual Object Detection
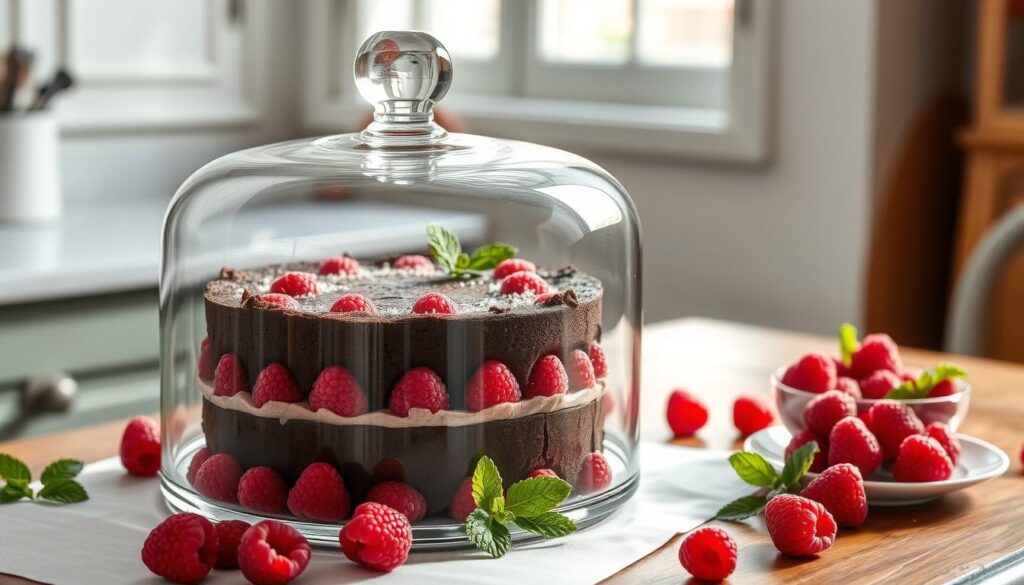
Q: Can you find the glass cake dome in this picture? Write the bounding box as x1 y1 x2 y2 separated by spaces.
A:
159 31 642 548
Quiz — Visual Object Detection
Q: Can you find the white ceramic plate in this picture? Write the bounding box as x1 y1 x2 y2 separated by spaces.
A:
744 425 1010 506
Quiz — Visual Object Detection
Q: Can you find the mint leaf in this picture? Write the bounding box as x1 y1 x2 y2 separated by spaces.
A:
505 476 572 518
427 224 462 274
472 456 505 515
885 380 920 400
41 459 84 485
839 323 859 367
465 509 511 558
427 224 520 278
716 495 768 521
885 362 967 400
729 452 779 488
781 441 819 488
36 478 88 504
0 479 33 503
935 362 967 381
467 243 517 271
0 453 31 483
514 511 577 538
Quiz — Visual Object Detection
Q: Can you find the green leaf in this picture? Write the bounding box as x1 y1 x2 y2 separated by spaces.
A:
505 476 572 518
426 223 462 274
471 456 505 515
41 459 84 485
885 362 967 400
465 509 511 558
935 362 967 381
514 511 577 538
715 495 768 521
489 496 515 523
781 441 819 488
0 479 33 503
728 452 779 488
0 453 31 483
839 323 859 367
36 478 88 504
467 243 517 271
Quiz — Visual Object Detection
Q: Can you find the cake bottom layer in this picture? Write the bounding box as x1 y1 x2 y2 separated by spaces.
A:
201 398 605 515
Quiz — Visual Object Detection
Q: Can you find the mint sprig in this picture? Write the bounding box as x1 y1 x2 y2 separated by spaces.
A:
427 224 517 279
463 456 577 558
839 323 860 367
885 362 967 400
0 453 88 505
715 442 819 521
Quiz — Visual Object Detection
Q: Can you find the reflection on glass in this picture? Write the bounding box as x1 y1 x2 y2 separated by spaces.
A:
539 0 633 64
638 0 734 67
358 0 500 61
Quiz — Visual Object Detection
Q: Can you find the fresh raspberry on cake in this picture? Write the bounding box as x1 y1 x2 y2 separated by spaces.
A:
449 477 476 522
678 527 737 582
524 354 569 398
534 291 556 304
733 395 774 436
238 521 311 585
926 422 961 464
467 360 521 411
238 466 289 514
309 365 368 416
849 333 903 377
392 254 434 270
214 520 250 569
529 468 559 479
340 502 413 572
269 271 318 296
366 481 427 523
120 416 161 477
867 400 925 462
568 349 596 391
834 376 862 398
577 452 612 493
186 446 211 485
589 341 608 378
198 337 215 382
892 435 954 482
800 463 868 527
802 390 856 436
389 366 450 416
319 255 361 276
252 363 303 408
194 453 242 504
501 270 550 295
666 388 709 438
859 369 901 399
330 293 377 314
411 291 457 315
287 462 351 521
213 353 249 396
785 429 828 472
928 378 958 398
828 416 882 477
493 258 536 279
141 512 219 584
764 494 837 557
259 293 299 309
781 353 837 393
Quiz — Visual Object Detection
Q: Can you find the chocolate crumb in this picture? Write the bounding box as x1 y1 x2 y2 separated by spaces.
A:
489 306 511 314
539 288 579 308
220 267 246 281
240 289 257 308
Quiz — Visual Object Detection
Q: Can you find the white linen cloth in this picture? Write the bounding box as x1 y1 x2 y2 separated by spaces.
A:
0 442 747 584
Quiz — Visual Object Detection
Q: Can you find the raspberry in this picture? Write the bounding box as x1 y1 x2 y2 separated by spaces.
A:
781 353 837 393
392 254 433 270
833 356 851 378
252 363 302 408
238 521 311 585
534 292 556 304
269 272 318 296
733 395 774 436
764 494 837 557
666 388 708 437
800 463 868 527
577 452 612 493
568 349 596 391
120 416 161 477
389 367 450 416
259 293 299 309
892 435 954 482
678 527 737 582
198 337 215 382
529 468 558 479
500 271 550 295
411 291 457 315
287 462 351 521
318 255 361 276
859 370 901 399
785 429 828 472
928 379 958 398
802 390 856 436
366 481 427 523
310 366 368 416
186 447 210 485
828 416 882 477
849 333 903 377
373 458 406 482
141 513 219 584
214 520 250 569
603 391 616 416
589 342 608 378
238 466 289 514
340 502 413 572
213 353 249 396
493 258 536 279
330 293 377 314
194 453 242 503
467 360 521 411
867 400 925 462
834 376 862 398
448 477 476 521
524 355 568 398
925 422 961 464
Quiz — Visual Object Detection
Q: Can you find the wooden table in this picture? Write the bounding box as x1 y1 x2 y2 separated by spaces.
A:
3 319 1023 583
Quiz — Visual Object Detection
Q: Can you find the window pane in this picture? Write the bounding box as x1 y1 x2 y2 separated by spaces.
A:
539 0 634 64
422 0 501 61
638 0 733 67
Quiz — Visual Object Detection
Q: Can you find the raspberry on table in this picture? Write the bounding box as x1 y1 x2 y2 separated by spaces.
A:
318 255 361 276
859 370 902 399
867 400 925 462
892 435 954 482
340 502 413 572
214 520 250 569
525 355 569 398
238 521 311 585
733 395 774 437
529 468 558 479
141 512 219 584
785 429 828 472
834 376 862 398
589 341 608 378
666 388 709 438
500 271 550 296
213 353 249 396
678 527 738 582
802 390 856 436
928 379 958 398
568 349 597 391
849 333 903 377
238 466 289 514
577 452 612 493
828 416 882 477
449 477 476 522
366 481 427 523
925 422 961 464
252 363 303 408
186 447 211 485
287 462 351 521
467 360 521 411
198 337 215 382
764 494 837 557
310 366 368 417
389 366 450 416
411 291 457 315
258 293 299 309
800 463 868 528
120 416 161 477
330 293 377 314
493 258 536 279
392 254 434 270
194 453 243 504
781 353 837 393
270 272 318 296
